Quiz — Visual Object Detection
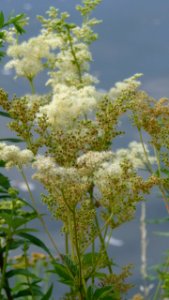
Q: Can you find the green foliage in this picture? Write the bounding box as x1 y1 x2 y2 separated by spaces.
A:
0 173 53 299
0 10 27 61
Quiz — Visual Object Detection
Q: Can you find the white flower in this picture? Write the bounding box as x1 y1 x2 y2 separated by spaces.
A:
109 73 143 100
39 84 98 128
77 151 114 170
94 160 122 189
46 42 93 87
116 141 156 169
0 143 33 168
32 155 79 181
32 155 56 174
5 34 54 79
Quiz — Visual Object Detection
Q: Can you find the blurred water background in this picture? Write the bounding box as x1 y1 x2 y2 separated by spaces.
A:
1 0 169 297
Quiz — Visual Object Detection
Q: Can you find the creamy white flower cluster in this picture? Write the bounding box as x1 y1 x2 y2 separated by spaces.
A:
77 141 156 188
5 32 61 80
108 73 143 100
32 155 89 206
0 143 34 168
32 141 155 187
46 43 94 88
32 155 81 184
116 141 156 168
77 150 114 176
38 84 98 128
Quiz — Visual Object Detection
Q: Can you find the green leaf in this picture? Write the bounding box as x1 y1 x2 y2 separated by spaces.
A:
17 197 37 211
93 286 117 300
6 268 37 279
13 23 26 34
13 289 33 298
62 255 78 277
0 160 5 167
82 252 100 266
41 284 53 300
11 213 38 230
86 286 94 300
0 194 9 199
0 11 4 28
0 212 13 224
51 262 74 286
16 232 52 256
13 285 43 298
0 111 11 118
7 239 27 250
0 173 11 190
161 168 169 176
0 138 23 143
15 228 38 234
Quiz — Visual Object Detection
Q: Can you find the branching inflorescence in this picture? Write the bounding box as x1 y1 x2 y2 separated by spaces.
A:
0 1 169 299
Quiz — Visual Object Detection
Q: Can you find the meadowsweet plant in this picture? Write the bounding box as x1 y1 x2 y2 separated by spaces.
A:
0 1 169 299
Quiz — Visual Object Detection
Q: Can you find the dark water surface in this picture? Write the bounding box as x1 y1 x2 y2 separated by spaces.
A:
1 0 169 297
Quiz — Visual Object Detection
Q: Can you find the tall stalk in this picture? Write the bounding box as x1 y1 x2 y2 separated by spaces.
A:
19 166 61 259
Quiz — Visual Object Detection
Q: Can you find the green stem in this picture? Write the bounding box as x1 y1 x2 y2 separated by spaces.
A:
0 200 14 299
138 128 169 213
140 202 149 300
72 209 85 300
95 213 112 273
66 27 83 84
65 232 69 256
153 146 169 213
0 242 13 300
89 185 112 274
23 243 36 300
60 191 86 297
89 186 95 286
19 167 61 259
152 280 161 300
138 128 153 173
28 77 35 94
